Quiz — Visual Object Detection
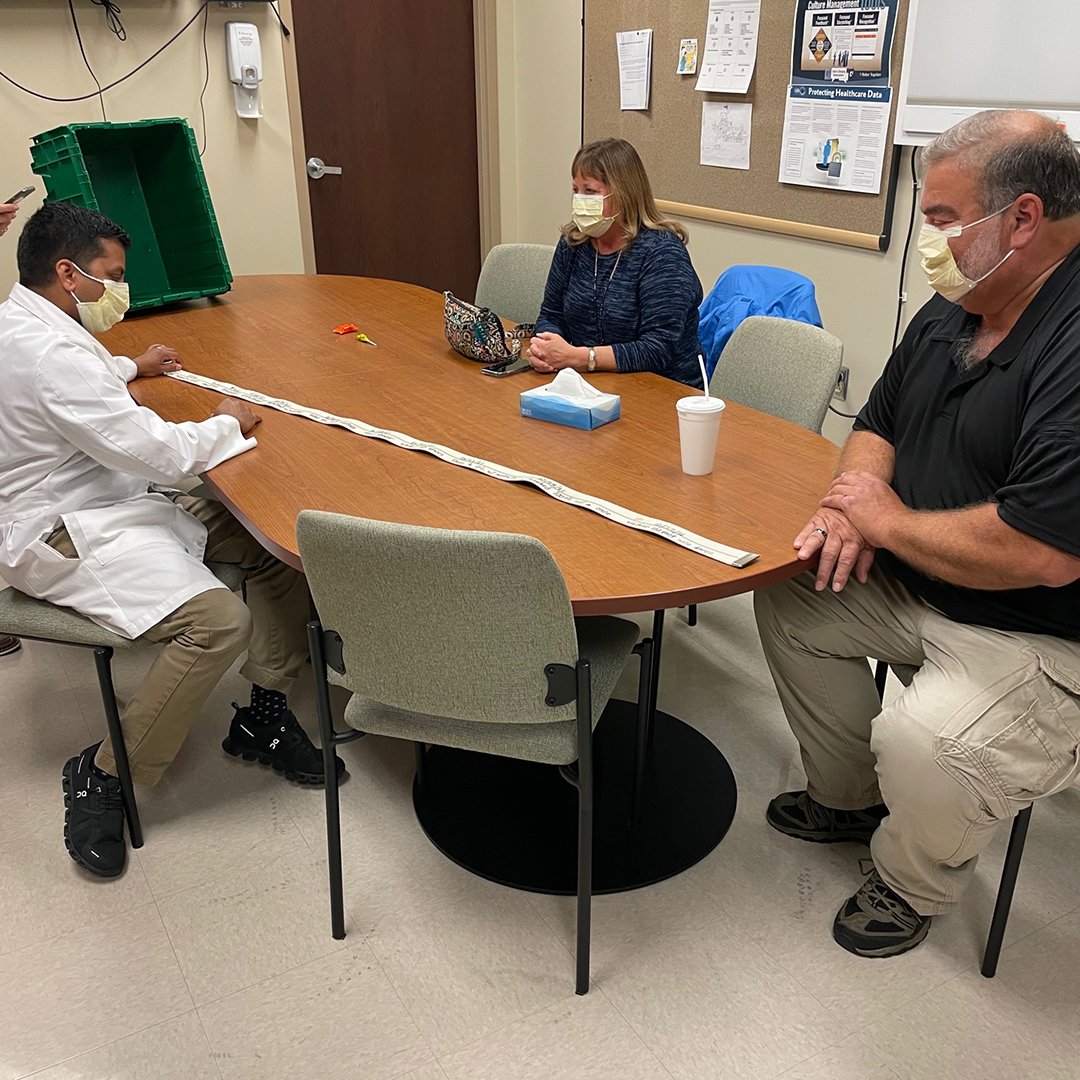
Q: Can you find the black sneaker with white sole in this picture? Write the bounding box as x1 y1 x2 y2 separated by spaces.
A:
832 868 932 957
62 744 126 878
222 704 344 786
767 789 888 844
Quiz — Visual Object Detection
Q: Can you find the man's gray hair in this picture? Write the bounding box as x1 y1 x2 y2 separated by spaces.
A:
922 110 1080 220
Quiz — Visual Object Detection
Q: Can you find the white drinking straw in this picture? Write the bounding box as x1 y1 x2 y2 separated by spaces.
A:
698 354 710 398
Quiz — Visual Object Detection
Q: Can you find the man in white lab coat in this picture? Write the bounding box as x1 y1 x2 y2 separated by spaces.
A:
0 202 341 879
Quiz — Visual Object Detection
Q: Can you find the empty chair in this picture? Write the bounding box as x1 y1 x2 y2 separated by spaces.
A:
681 315 843 628
474 242 556 323
298 510 651 995
708 315 844 434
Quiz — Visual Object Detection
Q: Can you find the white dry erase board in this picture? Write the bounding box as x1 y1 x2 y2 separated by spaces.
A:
896 0 1080 145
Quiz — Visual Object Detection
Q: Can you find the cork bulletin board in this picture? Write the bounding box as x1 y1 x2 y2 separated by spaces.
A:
582 0 911 251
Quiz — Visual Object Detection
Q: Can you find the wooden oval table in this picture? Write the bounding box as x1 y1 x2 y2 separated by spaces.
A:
115 275 840 895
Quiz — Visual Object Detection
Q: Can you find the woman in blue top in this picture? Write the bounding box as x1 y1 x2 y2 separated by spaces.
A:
529 138 704 386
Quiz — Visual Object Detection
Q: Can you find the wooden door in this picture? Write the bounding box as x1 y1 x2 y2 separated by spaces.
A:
290 1 481 300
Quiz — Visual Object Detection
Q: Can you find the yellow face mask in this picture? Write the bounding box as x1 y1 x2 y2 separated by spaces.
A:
917 204 1014 304
70 263 131 333
571 193 615 237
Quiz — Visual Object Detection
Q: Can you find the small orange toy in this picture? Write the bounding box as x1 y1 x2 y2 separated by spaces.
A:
332 323 358 335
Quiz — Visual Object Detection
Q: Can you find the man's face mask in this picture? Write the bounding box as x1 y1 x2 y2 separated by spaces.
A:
917 203 1015 304
571 192 615 237
69 263 131 333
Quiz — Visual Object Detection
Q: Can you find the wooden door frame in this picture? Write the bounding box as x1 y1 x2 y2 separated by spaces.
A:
473 0 501 258
276 0 316 274
279 0 500 276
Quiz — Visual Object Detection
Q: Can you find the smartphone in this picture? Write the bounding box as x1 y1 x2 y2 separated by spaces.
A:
5 185 35 204
481 356 532 377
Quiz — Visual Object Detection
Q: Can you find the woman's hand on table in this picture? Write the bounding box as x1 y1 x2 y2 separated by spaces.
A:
527 332 585 373
134 344 182 377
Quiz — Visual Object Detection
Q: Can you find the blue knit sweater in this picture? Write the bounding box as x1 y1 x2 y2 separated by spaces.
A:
534 229 704 386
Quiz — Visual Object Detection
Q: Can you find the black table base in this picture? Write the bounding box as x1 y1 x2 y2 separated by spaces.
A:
413 700 737 895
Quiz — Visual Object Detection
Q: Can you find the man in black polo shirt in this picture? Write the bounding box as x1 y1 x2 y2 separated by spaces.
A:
754 109 1080 957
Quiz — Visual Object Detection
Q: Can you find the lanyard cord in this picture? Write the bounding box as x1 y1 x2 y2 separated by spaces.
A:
593 246 622 341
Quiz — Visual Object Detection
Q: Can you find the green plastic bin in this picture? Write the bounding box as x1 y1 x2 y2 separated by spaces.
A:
30 119 232 311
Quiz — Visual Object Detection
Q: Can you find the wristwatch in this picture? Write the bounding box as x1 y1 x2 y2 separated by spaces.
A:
587 347 597 372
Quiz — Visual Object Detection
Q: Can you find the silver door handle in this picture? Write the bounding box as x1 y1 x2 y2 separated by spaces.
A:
307 157 343 179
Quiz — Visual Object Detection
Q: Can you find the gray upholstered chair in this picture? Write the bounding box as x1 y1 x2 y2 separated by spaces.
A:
680 315 845 628
0 561 244 850
297 510 650 995
474 243 556 324
708 314 844 434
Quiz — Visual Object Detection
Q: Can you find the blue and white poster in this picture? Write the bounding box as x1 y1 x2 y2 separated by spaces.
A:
779 0 898 194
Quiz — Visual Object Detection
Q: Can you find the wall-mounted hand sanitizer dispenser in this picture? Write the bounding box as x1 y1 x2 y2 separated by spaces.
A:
226 21 262 119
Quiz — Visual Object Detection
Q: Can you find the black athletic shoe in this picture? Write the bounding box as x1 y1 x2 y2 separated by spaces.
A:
62 744 126 878
222 704 344 786
832 869 932 957
767 790 888 844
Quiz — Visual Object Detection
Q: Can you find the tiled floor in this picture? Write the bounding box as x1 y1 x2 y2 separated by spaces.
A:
3 596 1080 1079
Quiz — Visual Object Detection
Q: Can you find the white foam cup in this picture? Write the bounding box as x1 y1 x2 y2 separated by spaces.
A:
676 396 726 475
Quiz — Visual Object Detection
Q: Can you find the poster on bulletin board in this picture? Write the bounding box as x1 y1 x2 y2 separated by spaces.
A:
778 0 898 194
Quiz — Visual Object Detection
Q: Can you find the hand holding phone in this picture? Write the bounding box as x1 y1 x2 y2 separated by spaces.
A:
0 187 32 237
5 186 35 205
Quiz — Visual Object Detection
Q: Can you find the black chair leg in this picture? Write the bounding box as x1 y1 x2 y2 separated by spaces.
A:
687 604 698 627
874 659 889 702
92 646 143 849
574 659 594 996
558 659 596 994
631 637 655 832
648 610 665 746
981 805 1032 978
309 621 347 941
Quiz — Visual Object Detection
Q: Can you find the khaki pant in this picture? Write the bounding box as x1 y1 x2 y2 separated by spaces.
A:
49 495 310 786
754 567 1080 915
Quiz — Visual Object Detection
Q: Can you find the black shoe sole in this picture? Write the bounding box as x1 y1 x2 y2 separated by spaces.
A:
765 811 876 845
832 917 931 958
61 760 125 879
221 736 341 786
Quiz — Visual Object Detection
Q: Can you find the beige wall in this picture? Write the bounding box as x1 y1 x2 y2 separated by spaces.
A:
492 0 932 445
0 0 305 291
494 0 584 247
2 0 931 447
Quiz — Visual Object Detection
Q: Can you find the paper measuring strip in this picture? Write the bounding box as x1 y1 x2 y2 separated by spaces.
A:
170 370 759 568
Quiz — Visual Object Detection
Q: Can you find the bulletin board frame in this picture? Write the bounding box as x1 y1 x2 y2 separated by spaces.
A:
582 0 911 251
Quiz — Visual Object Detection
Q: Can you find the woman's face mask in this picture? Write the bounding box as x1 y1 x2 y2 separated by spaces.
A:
917 203 1014 304
69 263 131 333
571 192 616 237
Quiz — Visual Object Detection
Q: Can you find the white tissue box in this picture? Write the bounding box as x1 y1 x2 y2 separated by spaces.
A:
519 370 621 430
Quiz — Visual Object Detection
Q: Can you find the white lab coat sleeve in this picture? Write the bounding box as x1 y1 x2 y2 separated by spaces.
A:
35 337 256 486
112 354 139 382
